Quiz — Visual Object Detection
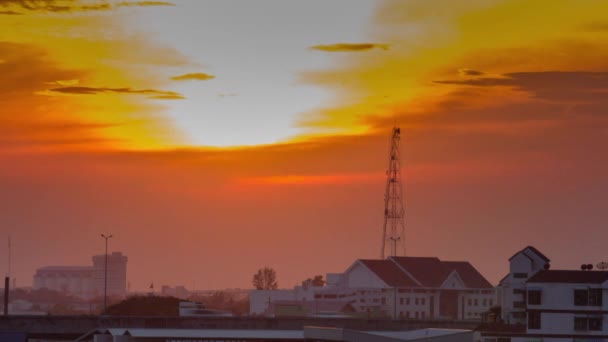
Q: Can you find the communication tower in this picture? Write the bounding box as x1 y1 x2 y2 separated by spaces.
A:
381 127 406 259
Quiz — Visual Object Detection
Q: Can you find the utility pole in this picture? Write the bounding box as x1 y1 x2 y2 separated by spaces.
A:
7 236 11 280
101 234 113 313
4 237 10 316
381 127 406 259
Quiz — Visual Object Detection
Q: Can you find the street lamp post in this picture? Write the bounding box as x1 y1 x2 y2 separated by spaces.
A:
101 234 113 313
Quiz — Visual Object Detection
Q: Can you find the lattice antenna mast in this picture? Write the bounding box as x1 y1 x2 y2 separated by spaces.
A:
381 127 406 259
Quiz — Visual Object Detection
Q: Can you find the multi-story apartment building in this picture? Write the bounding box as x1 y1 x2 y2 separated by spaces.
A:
251 256 495 319
483 246 608 342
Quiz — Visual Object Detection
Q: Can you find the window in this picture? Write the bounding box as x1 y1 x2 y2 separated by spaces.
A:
574 317 588 331
527 290 542 305
406 311 410 318
415 312 419 319
513 301 526 308
421 312 425 319
589 317 602 331
589 289 603 306
406 298 410 305
573 288 602 306
400 298 404 305
489 300 493 306
528 312 541 329
483 299 487 306
574 289 589 306
514 273 528 279
415 298 419 305
513 312 526 319
513 289 526 295
381 298 386 305
497 338 511 342
474 299 478 306
421 298 425 305
468 299 473 306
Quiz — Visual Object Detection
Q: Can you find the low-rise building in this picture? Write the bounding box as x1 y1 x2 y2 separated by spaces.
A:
251 256 495 319
33 266 95 298
33 252 128 299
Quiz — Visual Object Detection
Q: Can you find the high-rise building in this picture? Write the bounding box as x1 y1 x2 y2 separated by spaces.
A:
92 252 128 298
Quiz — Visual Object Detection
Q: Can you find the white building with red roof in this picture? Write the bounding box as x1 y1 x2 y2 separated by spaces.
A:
250 256 495 320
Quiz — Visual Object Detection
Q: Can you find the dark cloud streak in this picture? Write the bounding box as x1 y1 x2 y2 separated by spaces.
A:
50 86 185 99
458 68 485 76
435 71 608 103
310 43 389 52
0 0 175 14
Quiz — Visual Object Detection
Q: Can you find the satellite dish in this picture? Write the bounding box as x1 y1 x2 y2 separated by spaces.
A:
597 262 608 270
581 264 589 271
587 264 594 271
544 263 550 270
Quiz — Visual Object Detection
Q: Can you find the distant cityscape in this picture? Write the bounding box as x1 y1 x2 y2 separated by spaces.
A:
2 245 608 342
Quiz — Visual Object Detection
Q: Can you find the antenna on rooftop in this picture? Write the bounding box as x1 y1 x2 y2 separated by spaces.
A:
381 127 406 259
597 262 608 270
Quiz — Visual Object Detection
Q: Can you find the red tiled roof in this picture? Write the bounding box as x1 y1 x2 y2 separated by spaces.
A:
390 257 451 287
390 257 494 288
443 261 494 288
358 259 420 287
527 270 608 284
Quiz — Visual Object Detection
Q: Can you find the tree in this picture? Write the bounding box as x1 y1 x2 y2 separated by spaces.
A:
252 267 278 290
311 275 325 286
303 275 325 287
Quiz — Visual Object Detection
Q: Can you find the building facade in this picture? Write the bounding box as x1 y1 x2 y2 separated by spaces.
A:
33 252 128 299
496 246 551 325
33 266 95 298
93 252 128 298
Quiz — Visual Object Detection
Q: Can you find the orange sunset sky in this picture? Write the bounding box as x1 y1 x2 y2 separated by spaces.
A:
1 0 608 291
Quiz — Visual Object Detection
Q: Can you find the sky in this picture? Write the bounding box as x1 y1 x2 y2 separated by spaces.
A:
1 0 608 291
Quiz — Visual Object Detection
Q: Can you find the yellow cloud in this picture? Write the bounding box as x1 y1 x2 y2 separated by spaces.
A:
170 72 215 81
